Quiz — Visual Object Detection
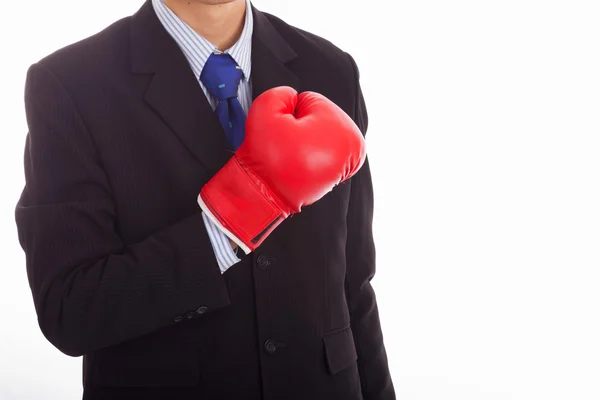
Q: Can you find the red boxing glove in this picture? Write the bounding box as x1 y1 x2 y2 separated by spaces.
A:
198 86 366 253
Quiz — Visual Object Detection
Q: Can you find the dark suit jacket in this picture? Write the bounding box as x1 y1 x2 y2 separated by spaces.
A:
15 1 395 399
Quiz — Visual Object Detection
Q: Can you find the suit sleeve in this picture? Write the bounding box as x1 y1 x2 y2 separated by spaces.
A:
344 53 396 400
15 62 231 357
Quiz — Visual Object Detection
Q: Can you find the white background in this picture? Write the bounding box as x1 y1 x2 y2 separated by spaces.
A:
1 0 599 399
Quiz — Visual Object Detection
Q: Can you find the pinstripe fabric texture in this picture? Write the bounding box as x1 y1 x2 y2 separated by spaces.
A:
152 0 254 273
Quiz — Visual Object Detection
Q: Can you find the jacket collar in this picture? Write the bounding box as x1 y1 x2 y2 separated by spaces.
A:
130 0 300 174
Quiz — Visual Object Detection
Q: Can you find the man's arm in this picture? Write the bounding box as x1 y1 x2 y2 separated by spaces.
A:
344 52 396 399
15 62 231 357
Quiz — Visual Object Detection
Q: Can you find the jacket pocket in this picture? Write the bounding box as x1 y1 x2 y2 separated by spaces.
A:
322 326 358 375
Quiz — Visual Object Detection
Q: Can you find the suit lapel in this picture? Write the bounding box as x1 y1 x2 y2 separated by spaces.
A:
131 1 232 174
250 5 301 100
129 0 301 175
145 58 234 171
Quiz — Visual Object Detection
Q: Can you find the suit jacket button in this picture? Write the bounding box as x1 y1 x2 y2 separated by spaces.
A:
173 315 184 323
196 306 208 315
184 311 196 320
264 339 277 354
256 254 271 270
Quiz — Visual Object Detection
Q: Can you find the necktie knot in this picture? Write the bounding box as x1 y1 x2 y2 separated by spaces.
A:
200 53 243 102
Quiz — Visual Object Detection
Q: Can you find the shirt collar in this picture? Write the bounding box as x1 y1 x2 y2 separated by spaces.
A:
152 0 253 81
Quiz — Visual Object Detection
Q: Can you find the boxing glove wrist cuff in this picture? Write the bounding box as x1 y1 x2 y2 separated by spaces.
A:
199 197 251 255
198 157 289 253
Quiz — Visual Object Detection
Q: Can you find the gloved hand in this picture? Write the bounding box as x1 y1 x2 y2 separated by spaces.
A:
198 86 366 253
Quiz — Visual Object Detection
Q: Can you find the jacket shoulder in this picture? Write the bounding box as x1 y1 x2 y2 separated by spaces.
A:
261 12 355 72
36 16 131 76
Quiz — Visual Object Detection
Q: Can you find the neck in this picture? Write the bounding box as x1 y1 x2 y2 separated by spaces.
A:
162 0 247 51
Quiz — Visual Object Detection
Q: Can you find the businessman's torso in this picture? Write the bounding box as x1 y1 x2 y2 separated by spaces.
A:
37 1 365 399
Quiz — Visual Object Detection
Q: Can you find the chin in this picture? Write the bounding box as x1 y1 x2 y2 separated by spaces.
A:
196 0 241 4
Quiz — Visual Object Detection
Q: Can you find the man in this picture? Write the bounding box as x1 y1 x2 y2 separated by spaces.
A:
15 0 395 399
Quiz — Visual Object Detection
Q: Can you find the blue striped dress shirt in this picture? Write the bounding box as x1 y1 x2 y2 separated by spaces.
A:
152 0 254 273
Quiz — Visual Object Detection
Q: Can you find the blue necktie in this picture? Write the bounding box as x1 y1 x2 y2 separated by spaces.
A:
200 52 246 150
